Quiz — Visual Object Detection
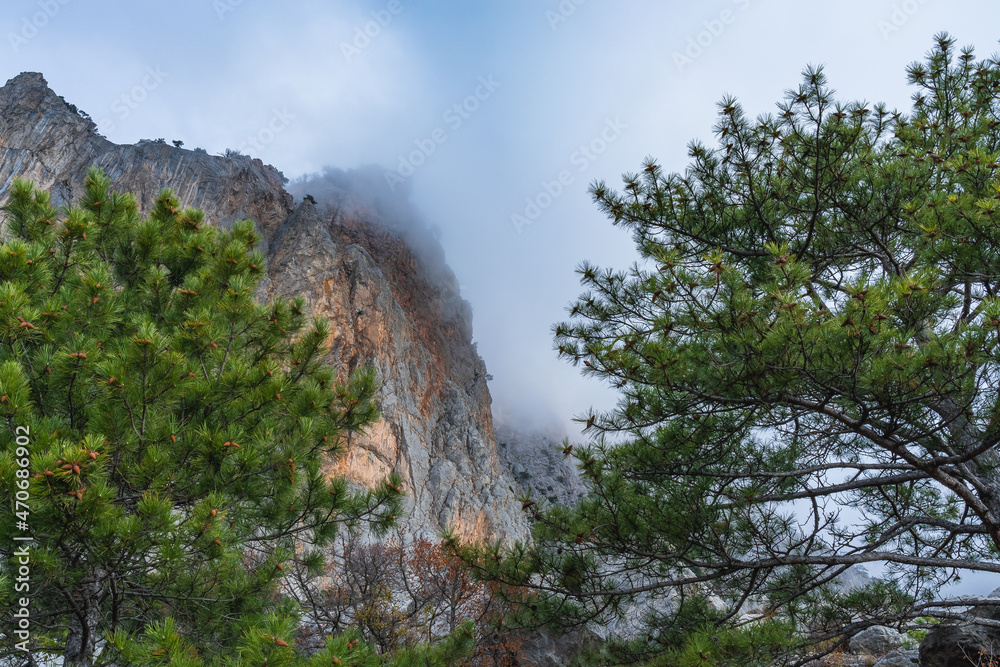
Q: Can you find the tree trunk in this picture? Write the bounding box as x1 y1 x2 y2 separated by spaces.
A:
933 397 1000 547
63 578 101 667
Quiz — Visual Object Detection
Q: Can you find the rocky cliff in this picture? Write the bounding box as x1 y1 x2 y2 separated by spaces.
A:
494 419 584 508
0 72 532 544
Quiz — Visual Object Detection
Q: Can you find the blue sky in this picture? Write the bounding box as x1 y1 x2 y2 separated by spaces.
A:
3 0 999 590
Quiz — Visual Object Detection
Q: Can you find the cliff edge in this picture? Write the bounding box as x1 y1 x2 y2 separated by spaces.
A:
0 72 530 544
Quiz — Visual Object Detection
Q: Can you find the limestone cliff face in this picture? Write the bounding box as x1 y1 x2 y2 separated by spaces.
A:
266 198 528 542
0 72 529 544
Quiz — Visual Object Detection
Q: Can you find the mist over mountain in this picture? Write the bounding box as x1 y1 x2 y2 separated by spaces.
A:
289 166 445 277
286 165 473 340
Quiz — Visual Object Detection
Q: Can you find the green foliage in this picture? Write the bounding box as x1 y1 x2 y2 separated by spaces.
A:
905 616 940 646
0 169 407 664
106 619 475 667
459 34 1000 664
303 623 475 667
657 620 797 667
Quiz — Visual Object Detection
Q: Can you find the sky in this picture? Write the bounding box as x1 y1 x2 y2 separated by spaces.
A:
3 0 999 592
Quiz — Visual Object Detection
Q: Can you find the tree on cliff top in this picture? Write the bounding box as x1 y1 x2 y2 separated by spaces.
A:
0 169 419 665
461 35 1000 665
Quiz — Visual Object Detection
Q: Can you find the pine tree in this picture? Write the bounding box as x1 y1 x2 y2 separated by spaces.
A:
0 169 409 665
461 35 1000 665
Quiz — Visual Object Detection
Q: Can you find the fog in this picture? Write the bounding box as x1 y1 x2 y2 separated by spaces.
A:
287 165 452 286
4 0 999 593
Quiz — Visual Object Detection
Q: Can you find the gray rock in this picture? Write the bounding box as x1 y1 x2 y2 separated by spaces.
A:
518 627 601 667
919 621 1000 667
920 590 1000 667
850 625 905 656
873 649 919 666
803 656 869 667
494 419 585 507
0 73 293 253
835 565 874 592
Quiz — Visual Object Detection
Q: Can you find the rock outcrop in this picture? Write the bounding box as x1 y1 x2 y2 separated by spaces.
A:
0 73 291 251
874 650 920 667
0 72 530 544
518 627 601 667
919 589 1000 667
849 626 906 657
494 419 585 508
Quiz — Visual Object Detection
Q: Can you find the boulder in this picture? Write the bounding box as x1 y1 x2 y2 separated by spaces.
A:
919 623 999 667
919 596 1000 667
849 625 905 656
873 649 919 666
